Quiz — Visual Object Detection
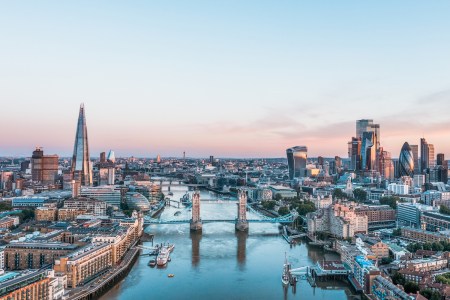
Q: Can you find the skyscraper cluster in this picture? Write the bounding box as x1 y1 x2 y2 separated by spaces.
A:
347 119 391 177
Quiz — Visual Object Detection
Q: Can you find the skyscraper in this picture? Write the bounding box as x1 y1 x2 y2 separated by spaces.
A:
399 142 414 177
71 104 92 186
410 144 419 175
361 131 376 171
420 138 428 172
437 153 445 166
428 144 435 169
378 148 394 180
107 150 115 163
348 137 361 171
286 146 307 180
420 138 435 173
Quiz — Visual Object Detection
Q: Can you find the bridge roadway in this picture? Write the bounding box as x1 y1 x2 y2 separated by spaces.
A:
144 218 294 225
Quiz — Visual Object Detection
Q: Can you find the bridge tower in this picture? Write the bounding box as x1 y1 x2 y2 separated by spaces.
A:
190 191 202 231
235 190 249 231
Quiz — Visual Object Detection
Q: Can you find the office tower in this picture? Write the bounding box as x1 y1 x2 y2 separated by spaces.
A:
361 132 376 171
100 152 106 163
286 146 307 180
378 148 394 180
356 119 380 148
107 150 115 163
20 160 30 172
156 155 161 164
437 153 445 166
334 156 342 174
410 145 419 175
398 142 414 177
348 137 362 171
317 156 324 167
71 104 92 186
428 144 435 169
209 156 214 164
31 147 58 184
420 138 429 172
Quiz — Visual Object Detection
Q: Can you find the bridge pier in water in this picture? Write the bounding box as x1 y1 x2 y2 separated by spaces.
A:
235 190 249 231
190 191 202 231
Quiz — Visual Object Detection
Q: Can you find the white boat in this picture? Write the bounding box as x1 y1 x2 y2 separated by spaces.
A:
157 249 169 266
157 244 175 266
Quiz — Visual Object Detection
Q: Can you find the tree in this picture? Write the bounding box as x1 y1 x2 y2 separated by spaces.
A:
421 289 441 300
380 196 400 209
19 209 35 222
380 257 394 265
274 194 283 201
353 189 367 202
392 228 402 236
333 188 346 200
440 205 450 215
0 201 12 212
296 201 316 216
262 200 276 210
278 206 290 216
392 272 405 285
404 281 419 294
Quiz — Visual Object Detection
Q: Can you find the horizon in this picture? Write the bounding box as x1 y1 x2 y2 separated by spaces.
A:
1 1 449 158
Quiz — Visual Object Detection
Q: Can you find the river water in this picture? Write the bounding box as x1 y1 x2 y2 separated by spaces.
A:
102 185 358 300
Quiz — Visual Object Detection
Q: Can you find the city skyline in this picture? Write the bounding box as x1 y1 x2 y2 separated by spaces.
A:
1 1 450 158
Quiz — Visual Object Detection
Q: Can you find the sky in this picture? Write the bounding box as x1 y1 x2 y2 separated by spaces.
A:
1 1 450 158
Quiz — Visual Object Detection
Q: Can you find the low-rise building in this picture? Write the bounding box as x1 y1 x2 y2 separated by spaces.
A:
11 196 48 208
35 207 58 222
401 227 450 244
0 216 19 229
4 242 77 270
57 208 86 221
0 268 51 300
371 275 412 300
53 243 112 288
63 197 107 216
355 205 396 230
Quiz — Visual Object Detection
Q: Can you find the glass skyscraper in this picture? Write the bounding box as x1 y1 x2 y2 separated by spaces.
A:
286 146 307 180
71 104 92 186
399 142 414 177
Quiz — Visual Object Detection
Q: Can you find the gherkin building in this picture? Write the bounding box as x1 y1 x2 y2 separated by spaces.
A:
399 142 414 177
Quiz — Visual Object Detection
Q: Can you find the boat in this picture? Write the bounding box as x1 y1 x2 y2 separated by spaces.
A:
168 192 174 196
281 253 290 286
148 259 156 267
168 274 174 278
157 248 170 266
174 211 181 216
157 244 175 266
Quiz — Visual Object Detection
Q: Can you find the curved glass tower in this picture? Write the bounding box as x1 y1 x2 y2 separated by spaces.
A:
71 104 92 186
399 142 414 177
286 146 307 180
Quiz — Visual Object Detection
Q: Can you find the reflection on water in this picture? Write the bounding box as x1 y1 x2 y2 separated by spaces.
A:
190 231 201 267
236 231 248 268
101 184 357 300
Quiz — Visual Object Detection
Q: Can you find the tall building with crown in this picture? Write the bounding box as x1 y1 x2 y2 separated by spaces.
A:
71 104 92 186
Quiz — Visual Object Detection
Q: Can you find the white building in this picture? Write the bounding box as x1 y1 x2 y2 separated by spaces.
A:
387 183 409 195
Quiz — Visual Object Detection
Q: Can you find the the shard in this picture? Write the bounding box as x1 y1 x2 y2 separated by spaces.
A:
71 103 92 186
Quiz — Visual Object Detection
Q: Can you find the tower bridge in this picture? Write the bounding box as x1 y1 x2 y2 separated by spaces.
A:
144 190 297 232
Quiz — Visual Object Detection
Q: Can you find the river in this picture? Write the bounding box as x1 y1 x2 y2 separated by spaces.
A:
101 184 358 300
